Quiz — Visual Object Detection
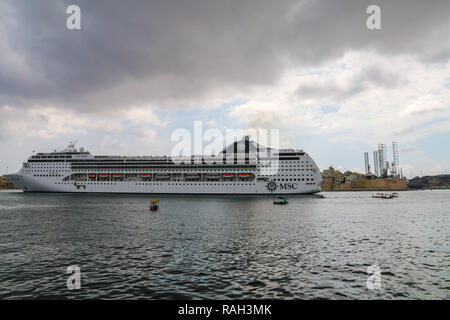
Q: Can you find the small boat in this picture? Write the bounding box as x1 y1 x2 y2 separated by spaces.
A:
140 173 152 181
154 173 170 180
238 173 253 180
204 173 220 180
372 193 383 198
184 173 201 181
222 173 236 180
222 173 235 177
274 196 288 205
112 173 124 177
150 199 159 211
88 174 96 179
372 193 396 199
139 173 152 177
204 173 220 177
98 173 110 177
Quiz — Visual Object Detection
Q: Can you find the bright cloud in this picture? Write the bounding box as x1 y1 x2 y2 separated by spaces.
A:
229 51 450 146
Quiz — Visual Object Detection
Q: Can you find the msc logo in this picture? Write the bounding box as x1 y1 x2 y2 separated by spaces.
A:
266 181 277 192
279 183 297 190
265 181 298 192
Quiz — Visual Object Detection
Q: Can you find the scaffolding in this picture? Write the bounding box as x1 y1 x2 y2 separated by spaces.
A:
373 150 379 177
378 144 387 177
391 141 399 177
367 142 401 178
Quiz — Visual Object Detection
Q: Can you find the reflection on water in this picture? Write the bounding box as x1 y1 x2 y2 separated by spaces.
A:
0 190 448 299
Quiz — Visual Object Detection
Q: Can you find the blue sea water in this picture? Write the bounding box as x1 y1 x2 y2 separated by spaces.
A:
0 190 448 299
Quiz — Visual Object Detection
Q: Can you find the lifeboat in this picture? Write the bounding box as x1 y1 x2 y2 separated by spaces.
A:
98 173 110 177
238 173 252 177
184 173 200 181
88 174 96 179
154 174 170 180
222 173 235 177
139 173 152 177
204 173 220 180
112 173 124 177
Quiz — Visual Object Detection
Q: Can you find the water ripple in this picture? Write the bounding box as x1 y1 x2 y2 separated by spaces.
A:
0 190 448 299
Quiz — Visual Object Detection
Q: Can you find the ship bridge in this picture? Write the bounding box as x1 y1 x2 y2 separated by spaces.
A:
220 136 272 155
219 136 306 158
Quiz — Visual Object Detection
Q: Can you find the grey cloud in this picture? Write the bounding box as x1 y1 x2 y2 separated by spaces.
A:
296 66 406 101
0 0 449 111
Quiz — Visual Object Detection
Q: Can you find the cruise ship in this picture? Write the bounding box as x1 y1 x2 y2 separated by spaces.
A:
4 137 322 194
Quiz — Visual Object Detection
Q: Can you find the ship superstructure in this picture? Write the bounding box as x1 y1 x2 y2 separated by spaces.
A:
4 137 322 194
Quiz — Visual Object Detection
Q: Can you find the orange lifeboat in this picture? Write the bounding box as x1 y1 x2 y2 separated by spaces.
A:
112 173 124 177
98 173 110 177
140 173 152 177
238 173 251 177
88 174 96 179
222 173 235 177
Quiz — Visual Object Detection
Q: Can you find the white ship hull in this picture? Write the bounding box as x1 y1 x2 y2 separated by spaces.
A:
4 173 320 194
4 137 322 195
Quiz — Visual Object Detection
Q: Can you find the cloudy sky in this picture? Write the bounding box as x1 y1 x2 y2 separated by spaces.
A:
1 0 449 177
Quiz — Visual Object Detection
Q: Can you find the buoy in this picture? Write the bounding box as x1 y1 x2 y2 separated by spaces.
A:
150 199 159 211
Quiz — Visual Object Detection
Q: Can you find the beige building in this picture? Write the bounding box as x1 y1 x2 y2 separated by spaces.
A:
0 176 18 189
321 166 407 191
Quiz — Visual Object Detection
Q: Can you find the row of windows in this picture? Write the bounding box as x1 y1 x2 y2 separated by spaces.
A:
279 165 313 168
70 165 258 169
136 183 256 186
34 174 62 177
33 170 314 177
56 182 118 185
275 178 314 181
30 170 69 173
57 180 313 185
275 174 313 176
29 162 313 167
29 159 311 165
31 170 313 175
277 169 313 172
55 182 259 186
